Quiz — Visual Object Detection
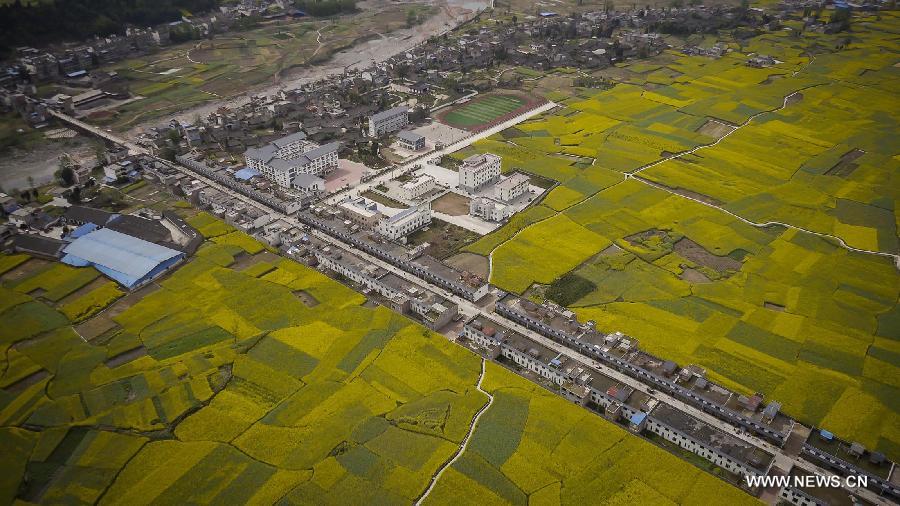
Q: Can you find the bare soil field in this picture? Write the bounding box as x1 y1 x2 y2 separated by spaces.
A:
293 289 320 307
824 148 865 177
233 251 281 271
445 251 489 278
696 118 736 139
408 219 480 259
431 192 471 216
636 177 725 206
75 315 119 342
679 267 712 283
0 258 50 284
674 238 743 273
785 92 804 106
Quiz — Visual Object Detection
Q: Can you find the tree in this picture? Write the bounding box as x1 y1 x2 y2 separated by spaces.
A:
59 166 75 187
830 8 852 32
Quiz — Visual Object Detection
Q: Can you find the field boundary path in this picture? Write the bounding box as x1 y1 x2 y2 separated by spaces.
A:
50 95 895 506
413 358 494 506
484 84 899 274
624 85 900 268
323 100 557 205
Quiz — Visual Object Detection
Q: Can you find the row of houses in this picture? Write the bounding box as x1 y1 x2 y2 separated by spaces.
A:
313 243 459 331
494 294 796 447
298 207 489 302
460 316 776 486
175 153 307 215
800 428 900 500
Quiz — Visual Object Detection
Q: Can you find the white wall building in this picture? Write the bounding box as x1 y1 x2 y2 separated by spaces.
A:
338 196 383 228
469 197 512 222
369 106 409 137
399 175 435 201
245 131 339 188
458 153 501 192
496 173 530 203
291 173 325 194
397 130 426 151
375 205 431 240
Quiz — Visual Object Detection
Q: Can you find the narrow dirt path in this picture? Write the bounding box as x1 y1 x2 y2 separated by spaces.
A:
625 84 899 267
484 55 899 273
310 28 326 60
413 358 493 505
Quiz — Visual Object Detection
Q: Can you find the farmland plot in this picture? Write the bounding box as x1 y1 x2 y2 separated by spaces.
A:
472 13 900 456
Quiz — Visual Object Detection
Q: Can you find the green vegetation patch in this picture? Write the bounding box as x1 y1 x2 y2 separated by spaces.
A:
440 94 528 130
59 282 124 323
11 264 100 302
546 273 597 307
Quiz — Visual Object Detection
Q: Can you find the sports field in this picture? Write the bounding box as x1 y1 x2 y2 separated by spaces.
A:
439 94 529 131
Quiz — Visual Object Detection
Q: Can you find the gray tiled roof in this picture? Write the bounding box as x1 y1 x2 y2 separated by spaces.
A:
246 137 339 174
292 173 324 188
370 106 408 123
397 130 424 142
271 131 308 148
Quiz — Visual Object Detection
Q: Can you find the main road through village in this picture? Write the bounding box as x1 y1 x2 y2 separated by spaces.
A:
50 106 894 506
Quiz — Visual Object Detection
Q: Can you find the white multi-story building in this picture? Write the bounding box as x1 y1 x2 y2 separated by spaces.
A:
399 175 435 201
496 173 530 203
375 205 431 240
469 197 512 222
369 106 409 137
458 153 501 192
244 131 339 189
397 130 426 151
291 173 325 195
337 196 383 228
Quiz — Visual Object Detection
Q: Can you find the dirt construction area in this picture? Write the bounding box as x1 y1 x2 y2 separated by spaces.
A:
445 252 489 279
431 192 471 216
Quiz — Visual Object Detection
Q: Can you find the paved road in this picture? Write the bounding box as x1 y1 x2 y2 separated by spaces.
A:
51 109 894 506
323 101 558 205
48 110 149 156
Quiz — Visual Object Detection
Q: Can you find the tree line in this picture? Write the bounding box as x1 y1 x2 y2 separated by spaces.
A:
0 0 219 56
293 0 357 18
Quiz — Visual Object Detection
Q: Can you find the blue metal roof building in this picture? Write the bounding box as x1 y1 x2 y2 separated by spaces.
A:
68 222 98 239
234 167 261 181
61 228 184 289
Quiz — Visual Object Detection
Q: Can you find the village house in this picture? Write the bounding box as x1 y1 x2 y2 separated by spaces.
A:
458 153 501 192
399 175 435 201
